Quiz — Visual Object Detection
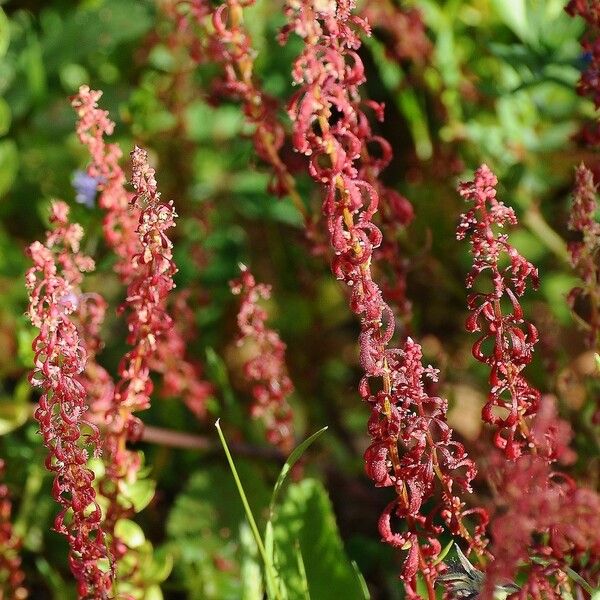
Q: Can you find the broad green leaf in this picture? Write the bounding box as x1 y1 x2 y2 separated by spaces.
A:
148 548 174 584
490 0 530 44
144 586 163 600
115 519 146 549
166 461 269 600
273 478 367 600
122 475 156 513
0 8 9 59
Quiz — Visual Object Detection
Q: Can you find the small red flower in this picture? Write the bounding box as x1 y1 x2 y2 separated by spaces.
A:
458 164 541 459
231 265 294 452
26 202 112 598
0 459 28 599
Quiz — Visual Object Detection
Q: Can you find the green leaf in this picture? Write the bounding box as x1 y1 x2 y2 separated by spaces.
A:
240 522 264 600
205 347 236 411
166 461 269 599
149 548 174 584
490 0 530 44
144 585 163 600
0 98 11 137
114 519 146 549
564 566 594 595
0 379 30 435
0 8 9 59
293 542 311 600
269 426 328 517
433 540 454 566
273 478 367 600
350 561 371 600
122 475 156 513
215 420 281 600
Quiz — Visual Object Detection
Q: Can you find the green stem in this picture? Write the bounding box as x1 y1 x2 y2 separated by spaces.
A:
215 419 281 600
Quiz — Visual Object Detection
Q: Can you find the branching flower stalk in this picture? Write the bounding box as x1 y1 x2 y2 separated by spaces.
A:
230 265 294 452
281 1 487 594
25 201 112 598
0 460 27 600
100 146 178 559
72 86 212 420
484 452 600 599
178 0 307 221
457 165 541 460
567 163 600 352
71 86 140 282
77 293 115 424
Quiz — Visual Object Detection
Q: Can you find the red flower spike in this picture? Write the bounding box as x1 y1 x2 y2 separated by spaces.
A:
282 2 487 589
483 451 600 599
457 164 542 460
25 202 112 598
567 164 600 349
0 459 28 600
230 266 294 453
100 147 178 555
71 86 140 282
72 86 212 422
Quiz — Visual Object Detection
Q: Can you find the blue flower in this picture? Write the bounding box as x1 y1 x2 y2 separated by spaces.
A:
71 170 103 208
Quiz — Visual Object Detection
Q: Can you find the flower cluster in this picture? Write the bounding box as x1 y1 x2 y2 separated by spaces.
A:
484 452 600 598
566 1 600 144
208 0 297 201
71 85 140 282
101 147 178 554
282 3 483 592
149 291 213 420
457 164 541 459
173 0 310 228
369 338 488 591
567 163 600 350
230 265 294 452
362 0 431 65
76 292 115 425
73 86 211 421
0 460 27 600
25 201 112 599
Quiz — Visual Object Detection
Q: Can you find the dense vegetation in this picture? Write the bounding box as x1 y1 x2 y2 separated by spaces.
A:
0 1 599 599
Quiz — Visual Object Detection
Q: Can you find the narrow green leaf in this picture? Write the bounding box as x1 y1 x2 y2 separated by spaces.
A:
564 566 594 595
240 522 265 600
205 347 236 410
269 426 328 517
351 561 371 600
215 420 281 600
293 541 311 600
432 540 454 566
